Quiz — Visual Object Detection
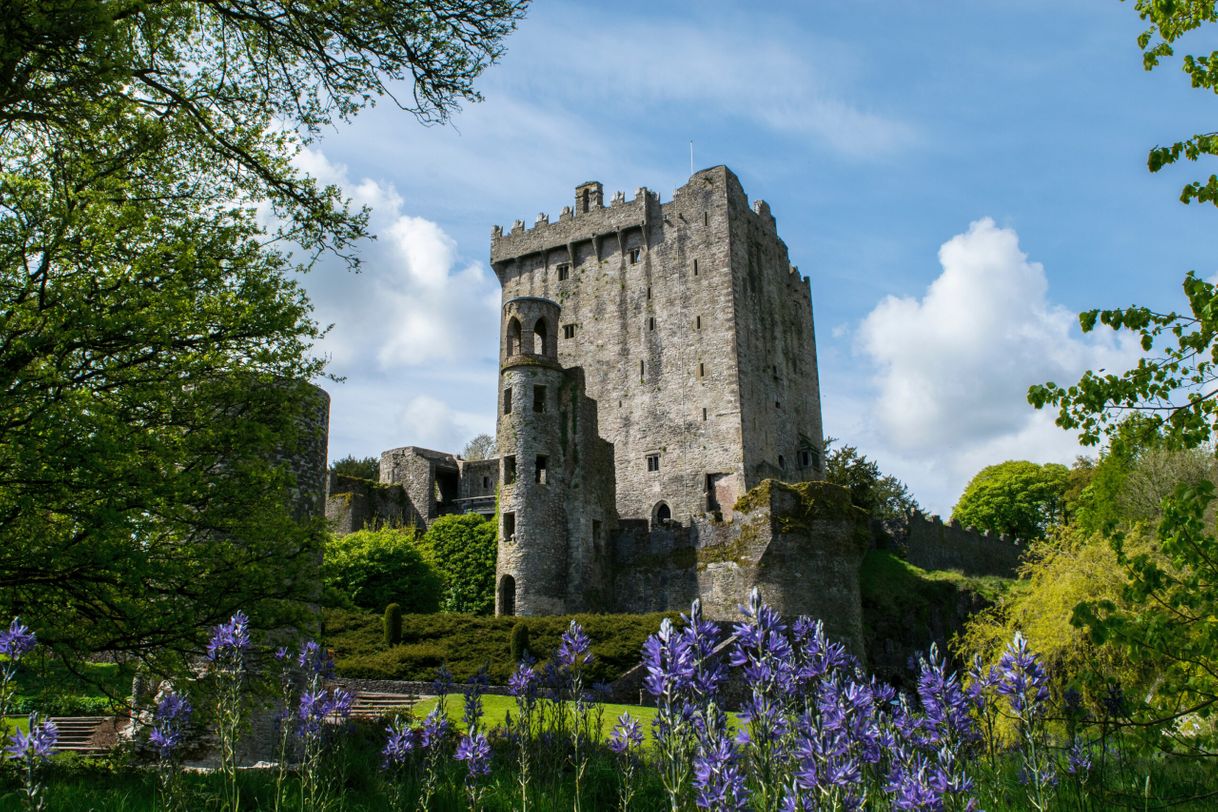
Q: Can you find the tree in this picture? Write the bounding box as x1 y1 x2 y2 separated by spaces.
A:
0 0 527 669
461 433 496 461
951 461 1069 541
330 455 381 481
419 514 496 614
822 439 920 523
323 527 442 614
1025 0 1218 742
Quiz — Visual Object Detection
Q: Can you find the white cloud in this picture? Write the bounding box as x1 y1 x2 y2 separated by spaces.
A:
847 217 1142 514
395 395 493 453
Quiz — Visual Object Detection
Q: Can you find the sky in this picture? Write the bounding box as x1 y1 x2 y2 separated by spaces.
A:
297 0 1218 516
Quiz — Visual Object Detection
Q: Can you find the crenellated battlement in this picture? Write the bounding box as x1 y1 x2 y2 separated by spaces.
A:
490 182 660 266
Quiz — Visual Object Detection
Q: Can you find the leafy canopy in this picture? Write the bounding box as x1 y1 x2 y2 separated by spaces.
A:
331 455 381 481
822 438 920 523
461 433 496 461
0 0 526 669
951 461 1069 542
323 527 443 614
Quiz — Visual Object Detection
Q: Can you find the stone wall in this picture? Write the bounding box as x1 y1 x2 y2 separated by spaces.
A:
901 512 1023 578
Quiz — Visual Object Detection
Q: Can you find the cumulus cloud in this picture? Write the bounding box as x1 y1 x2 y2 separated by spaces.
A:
847 218 1142 513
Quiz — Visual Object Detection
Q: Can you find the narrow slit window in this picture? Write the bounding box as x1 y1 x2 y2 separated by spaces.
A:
703 211 709 226
535 455 548 485
640 359 645 379
693 258 699 275
779 455 786 471
533 385 546 413
629 248 642 264
698 362 705 378
557 263 571 281
775 400 781 409
799 450 811 468
563 324 576 339
482 476 490 489
702 407 708 421
648 316 655 331
503 512 516 541
646 454 660 472
504 455 517 485
646 286 651 300
695 315 701 330
503 388 512 414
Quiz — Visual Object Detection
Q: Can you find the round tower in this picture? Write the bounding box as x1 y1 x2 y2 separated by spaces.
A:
495 297 568 616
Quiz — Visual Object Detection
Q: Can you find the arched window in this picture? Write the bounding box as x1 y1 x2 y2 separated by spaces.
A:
499 574 516 616
507 317 522 356
532 317 549 356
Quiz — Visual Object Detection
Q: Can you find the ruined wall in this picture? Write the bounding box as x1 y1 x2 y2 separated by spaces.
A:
379 446 460 525
324 472 417 534
611 479 870 659
491 167 822 526
901 512 1023 578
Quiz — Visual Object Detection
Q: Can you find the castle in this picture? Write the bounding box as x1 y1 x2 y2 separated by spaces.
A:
325 167 1021 656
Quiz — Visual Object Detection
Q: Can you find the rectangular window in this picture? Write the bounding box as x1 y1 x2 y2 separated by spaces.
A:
535 455 548 485
703 211 709 226
648 316 655 331
695 315 701 330
698 362 705 378
504 455 517 485
533 385 546 413
557 263 571 281
482 476 490 489
629 248 642 264
503 388 512 414
693 258 699 276
563 323 576 339
799 450 811 468
702 407 708 421
503 512 516 541
646 454 660 472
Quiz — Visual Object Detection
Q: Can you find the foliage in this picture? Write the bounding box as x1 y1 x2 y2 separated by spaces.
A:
322 527 442 614
329 455 380 481
0 0 527 672
510 621 531 663
420 514 497 615
821 437 920 522
951 460 1070 541
461 433 497 461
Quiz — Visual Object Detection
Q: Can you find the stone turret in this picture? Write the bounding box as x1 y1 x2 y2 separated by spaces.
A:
495 297 569 615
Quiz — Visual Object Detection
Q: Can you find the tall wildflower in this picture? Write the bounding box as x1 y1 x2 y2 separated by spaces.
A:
557 620 595 812
508 660 539 811
295 641 353 812
0 617 36 722
150 692 193 812
642 616 698 811
415 703 451 812
996 632 1055 811
380 716 415 811
609 711 645 812
6 712 58 812
731 588 795 812
207 611 250 812
455 730 492 811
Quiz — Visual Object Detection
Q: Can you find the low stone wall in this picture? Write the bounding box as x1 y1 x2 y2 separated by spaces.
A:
901 512 1023 578
325 472 419 534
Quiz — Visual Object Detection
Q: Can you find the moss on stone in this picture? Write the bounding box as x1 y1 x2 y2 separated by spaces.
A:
732 479 865 532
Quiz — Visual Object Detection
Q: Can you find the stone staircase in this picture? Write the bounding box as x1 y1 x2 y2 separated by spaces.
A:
49 716 122 754
344 691 421 720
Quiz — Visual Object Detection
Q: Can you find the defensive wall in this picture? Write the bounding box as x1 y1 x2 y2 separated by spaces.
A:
899 511 1023 578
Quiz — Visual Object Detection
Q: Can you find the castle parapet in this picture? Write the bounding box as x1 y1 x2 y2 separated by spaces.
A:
902 510 1022 578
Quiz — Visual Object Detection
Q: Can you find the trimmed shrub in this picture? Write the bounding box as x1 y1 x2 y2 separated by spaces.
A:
509 621 530 662
383 602 402 646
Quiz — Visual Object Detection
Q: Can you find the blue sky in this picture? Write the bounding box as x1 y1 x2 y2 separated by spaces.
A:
298 0 1218 515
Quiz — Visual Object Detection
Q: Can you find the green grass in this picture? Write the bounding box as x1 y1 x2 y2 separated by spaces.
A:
10 658 133 716
416 694 664 742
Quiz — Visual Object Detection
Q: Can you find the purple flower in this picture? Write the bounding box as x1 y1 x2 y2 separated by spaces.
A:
381 717 416 768
642 618 697 699
608 712 644 755
432 664 454 699
0 618 36 661
296 686 353 737
508 662 538 703
206 611 250 664
995 632 1050 719
297 640 334 678
273 646 289 661
1065 738 1091 777
455 731 491 778
915 645 979 749
692 735 750 810
556 620 592 669
149 693 192 759
418 707 449 749
6 714 57 762
463 667 489 732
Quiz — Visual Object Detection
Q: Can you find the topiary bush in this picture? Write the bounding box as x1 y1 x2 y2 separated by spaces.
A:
509 621 530 662
383 602 402 646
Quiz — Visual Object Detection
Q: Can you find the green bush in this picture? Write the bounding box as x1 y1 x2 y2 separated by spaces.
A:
509 621 530 662
324 608 677 684
419 514 496 614
383 602 402 646
322 527 443 612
